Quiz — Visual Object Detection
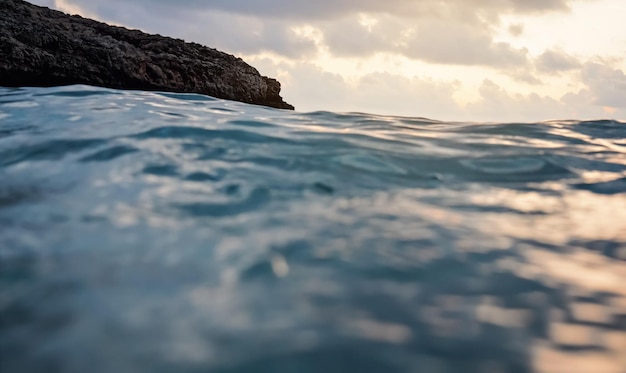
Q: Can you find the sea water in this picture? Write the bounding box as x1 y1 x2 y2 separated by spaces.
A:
1 85 625 373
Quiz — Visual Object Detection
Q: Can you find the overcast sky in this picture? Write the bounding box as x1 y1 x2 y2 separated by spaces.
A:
31 0 626 121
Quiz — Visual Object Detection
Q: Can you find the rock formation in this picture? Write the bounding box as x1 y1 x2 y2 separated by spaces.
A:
0 0 294 109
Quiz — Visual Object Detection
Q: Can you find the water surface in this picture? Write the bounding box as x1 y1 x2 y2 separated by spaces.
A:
1 86 625 373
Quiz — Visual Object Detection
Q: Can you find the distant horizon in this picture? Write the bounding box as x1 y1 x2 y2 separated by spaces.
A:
28 0 626 122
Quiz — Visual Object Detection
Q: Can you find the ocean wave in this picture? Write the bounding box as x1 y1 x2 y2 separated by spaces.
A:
1 85 625 373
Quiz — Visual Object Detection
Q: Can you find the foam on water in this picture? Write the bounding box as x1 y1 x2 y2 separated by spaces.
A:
1 86 625 373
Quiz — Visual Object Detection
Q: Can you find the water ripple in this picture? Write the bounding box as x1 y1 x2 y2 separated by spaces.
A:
1 85 625 373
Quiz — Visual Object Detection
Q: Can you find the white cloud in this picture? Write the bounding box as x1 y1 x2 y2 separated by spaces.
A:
251 57 626 121
30 0 589 65
250 58 461 118
536 50 581 73
319 15 530 68
47 0 577 20
402 21 529 67
580 62 626 108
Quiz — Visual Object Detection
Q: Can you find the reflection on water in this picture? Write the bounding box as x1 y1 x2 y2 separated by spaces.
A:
0 85 625 373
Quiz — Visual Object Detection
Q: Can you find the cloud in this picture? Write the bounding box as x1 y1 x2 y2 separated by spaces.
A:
250 58 461 118
252 58 626 122
402 21 529 67
580 62 626 108
508 23 525 37
27 0 623 121
463 61 626 120
536 50 581 72
319 15 529 68
31 0 585 67
30 0 56 7
48 0 577 20
320 16 399 58
466 79 569 120
178 13 318 59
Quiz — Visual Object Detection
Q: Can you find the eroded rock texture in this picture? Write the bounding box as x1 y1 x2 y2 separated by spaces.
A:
0 0 294 109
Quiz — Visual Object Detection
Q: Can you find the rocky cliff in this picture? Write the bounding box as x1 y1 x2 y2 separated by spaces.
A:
0 0 294 109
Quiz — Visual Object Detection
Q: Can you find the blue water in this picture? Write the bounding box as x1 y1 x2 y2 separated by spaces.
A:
1 85 625 373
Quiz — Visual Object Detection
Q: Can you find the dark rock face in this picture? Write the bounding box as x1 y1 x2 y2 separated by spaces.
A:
0 0 294 109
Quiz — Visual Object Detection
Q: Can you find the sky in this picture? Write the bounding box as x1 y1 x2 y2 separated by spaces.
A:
30 0 626 121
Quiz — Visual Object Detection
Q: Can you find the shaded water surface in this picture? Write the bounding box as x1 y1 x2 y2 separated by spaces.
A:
1 86 625 373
